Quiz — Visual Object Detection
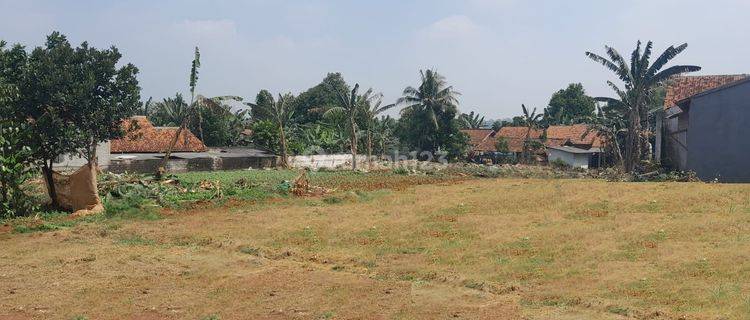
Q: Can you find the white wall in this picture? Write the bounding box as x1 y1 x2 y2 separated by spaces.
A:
547 149 591 169
54 141 111 171
288 154 368 169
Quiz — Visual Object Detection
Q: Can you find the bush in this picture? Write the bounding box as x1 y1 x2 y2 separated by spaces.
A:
0 123 38 218
549 158 571 170
250 120 281 153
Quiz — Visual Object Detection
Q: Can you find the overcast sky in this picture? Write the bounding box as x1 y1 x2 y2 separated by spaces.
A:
2 0 748 118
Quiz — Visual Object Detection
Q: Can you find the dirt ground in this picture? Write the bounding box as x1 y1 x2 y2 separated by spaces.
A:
2 178 749 319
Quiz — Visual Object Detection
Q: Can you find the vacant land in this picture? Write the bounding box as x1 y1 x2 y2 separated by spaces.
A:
2 174 750 319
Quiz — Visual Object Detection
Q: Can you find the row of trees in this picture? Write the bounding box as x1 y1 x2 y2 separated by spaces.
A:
243 69 469 169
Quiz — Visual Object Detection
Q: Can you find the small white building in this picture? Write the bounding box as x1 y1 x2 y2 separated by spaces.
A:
546 145 601 169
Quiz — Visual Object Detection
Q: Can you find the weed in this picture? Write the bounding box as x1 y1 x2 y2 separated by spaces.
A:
322 195 344 204
116 234 155 246
606 305 630 316
320 311 335 319
238 246 261 256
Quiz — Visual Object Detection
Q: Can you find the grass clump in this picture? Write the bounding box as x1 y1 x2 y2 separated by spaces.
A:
116 234 155 246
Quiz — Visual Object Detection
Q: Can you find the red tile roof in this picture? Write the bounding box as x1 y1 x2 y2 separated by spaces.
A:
546 124 603 148
663 75 748 109
111 116 207 153
461 129 496 152
496 127 543 152
495 125 603 153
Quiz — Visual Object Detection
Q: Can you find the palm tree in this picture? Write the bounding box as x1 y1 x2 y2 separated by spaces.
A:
360 92 395 169
586 41 700 172
326 83 363 170
397 69 460 152
459 111 485 129
249 93 295 168
150 93 189 126
520 104 543 164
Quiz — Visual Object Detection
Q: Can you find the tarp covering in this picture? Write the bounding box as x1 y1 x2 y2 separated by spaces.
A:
44 163 104 216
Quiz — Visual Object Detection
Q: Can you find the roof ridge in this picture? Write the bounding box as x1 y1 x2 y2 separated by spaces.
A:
672 74 749 78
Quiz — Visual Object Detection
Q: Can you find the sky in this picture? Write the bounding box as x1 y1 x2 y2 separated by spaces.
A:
2 0 749 119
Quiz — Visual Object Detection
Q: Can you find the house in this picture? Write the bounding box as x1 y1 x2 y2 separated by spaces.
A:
660 74 748 170
547 145 601 169
111 116 207 153
57 116 277 173
461 128 514 163
470 124 604 168
667 77 750 182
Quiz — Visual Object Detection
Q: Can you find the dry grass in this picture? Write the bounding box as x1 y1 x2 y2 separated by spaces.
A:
1 178 749 319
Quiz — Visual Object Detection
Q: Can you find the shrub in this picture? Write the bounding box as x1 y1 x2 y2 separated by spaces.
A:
549 158 571 170
0 123 39 218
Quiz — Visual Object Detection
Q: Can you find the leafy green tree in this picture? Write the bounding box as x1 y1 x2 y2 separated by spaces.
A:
586 41 700 172
360 93 395 168
293 72 350 124
0 72 38 217
397 69 464 158
3 32 140 208
544 83 595 125
0 123 38 218
70 41 141 163
252 89 275 121
13 32 81 207
250 119 281 153
459 111 485 129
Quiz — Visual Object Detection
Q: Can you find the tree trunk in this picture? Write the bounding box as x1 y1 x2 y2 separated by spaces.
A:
158 123 186 178
197 111 204 143
624 105 642 173
279 122 288 168
350 117 357 171
367 131 373 170
42 161 59 209
524 127 532 164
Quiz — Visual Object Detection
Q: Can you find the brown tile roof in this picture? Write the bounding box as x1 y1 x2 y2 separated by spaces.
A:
495 124 603 153
111 116 207 153
496 127 544 153
546 124 603 148
461 129 496 152
663 75 748 109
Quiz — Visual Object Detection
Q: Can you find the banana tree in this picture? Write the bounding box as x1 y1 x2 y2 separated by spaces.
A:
586 41 700 172
360 92 395 169
520 104 543 164
326 83 364 170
